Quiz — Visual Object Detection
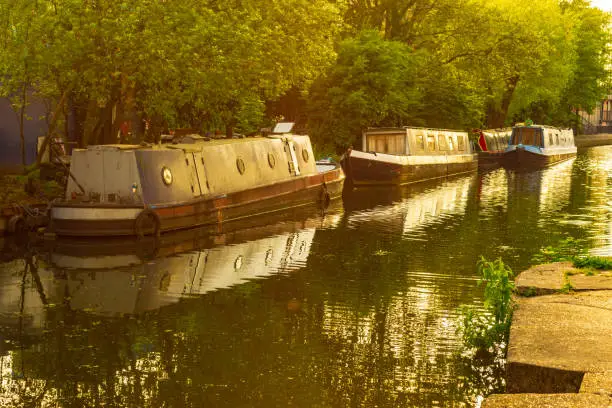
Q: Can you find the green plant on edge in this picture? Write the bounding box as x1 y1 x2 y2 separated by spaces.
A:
459 257 515 352
531 237 587 264
572 256 612 271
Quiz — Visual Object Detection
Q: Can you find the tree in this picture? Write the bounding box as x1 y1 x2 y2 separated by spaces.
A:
0 0 45 166
308 30 423 152
1 0 343 146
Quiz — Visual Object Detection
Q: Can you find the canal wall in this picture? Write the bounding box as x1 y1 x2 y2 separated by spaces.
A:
482 262 612 407
575 133 612 148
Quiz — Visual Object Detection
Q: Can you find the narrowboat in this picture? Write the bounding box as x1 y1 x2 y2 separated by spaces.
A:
502 124 576 169
340 127 476 186
475 128 512 169
49 124 345 237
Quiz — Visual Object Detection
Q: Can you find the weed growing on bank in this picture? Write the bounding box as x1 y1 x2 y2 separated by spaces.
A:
531 237 586 264
459 257 515 353
573 256 612 270
532 236 611 273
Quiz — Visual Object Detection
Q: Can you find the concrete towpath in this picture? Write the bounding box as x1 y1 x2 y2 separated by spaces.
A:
574 133 612 148
482 261 612 408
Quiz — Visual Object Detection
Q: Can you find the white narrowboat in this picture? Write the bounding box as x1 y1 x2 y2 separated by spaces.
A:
341 127 476 186
49 125 344 237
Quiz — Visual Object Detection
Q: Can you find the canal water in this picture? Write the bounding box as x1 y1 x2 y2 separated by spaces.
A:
0 146 610 407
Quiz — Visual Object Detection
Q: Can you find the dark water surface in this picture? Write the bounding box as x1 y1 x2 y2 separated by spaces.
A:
0 146 610 407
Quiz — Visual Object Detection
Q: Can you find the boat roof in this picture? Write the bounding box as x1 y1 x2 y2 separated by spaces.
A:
77 135 305 153
512 124 570 130
365 126 467 133
482 128 512 132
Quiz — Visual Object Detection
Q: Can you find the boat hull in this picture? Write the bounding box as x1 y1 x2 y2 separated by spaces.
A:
477 151 505 170
502 148 576 170
341 150 477 186
50 168 344 237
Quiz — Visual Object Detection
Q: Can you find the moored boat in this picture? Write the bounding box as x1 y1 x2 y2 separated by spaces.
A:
475 128 512 169
341 127 477 186
502 124 576 169
49 125 344 237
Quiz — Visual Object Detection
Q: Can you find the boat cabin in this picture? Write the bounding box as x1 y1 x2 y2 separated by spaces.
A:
363 127 471 156
509 125 575 149
478 129 511 152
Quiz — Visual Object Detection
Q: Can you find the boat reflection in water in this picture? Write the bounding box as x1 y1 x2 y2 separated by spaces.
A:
45 231 313 315
505 158 575 227
43 208 344 315
344 174 475 238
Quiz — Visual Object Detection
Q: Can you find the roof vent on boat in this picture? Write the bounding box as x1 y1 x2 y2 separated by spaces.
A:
272 122 295 134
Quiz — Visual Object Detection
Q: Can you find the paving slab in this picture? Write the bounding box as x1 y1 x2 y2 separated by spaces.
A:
515 262 612 295
481 393 612 408
580 372 612 396
507 291 612 393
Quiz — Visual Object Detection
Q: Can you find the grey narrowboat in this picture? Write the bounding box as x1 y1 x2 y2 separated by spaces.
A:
502 124 576 169
341 127 477 186
475 128 512 169
49 127 344 237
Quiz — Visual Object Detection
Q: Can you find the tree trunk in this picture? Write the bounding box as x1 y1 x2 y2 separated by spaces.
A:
67 91 88 148
19 83 27 167
486 76 519 128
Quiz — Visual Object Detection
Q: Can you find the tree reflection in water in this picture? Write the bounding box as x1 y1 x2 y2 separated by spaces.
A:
0 146 610 407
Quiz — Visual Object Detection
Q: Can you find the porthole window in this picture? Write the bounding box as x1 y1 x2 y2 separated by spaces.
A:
301 148 309 162
161 166 173 185
265 248 273 265
268 152 276 168
236 158 246 174
234 255 243 270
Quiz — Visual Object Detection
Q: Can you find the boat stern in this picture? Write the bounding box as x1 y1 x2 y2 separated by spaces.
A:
50 205 150 236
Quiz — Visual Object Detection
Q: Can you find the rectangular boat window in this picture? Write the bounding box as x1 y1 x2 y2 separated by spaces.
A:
549 134 554 146
376 137 386 153
367 133 405 154
520 128 542 146
416 134 425 151
448 135 455 151
485 134 495 151
387 133 406 154
457 135 465 151
438 134 448 151
511 129 521 145
555 134 559 145
427 135 436 151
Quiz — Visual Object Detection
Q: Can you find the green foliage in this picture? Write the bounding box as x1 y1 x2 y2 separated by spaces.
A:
308 30 423 152
559 273 575 294
531 237 587 264
572 256 612 271
459 257 515 352
0 0 342 142
1 0 609 147
522 287 537 297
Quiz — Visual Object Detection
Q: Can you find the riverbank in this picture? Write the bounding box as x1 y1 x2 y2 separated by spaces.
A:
0 173 63 235
575 133 612 148
482 261 612 407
